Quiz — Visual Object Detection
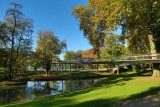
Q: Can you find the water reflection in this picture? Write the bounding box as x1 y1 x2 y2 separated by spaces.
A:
0 86 26 104
0 79 100 104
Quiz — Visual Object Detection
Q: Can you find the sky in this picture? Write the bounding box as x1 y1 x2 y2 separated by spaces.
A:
0 0 92 59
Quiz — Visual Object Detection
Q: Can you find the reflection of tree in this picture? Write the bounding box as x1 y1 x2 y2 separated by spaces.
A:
62 80 64 92
44 81 51 94
64 79 100 93
37 79 100 95
0 86 26 104
64 80 71 92
31 81 45 96
0 79 100 104
50 81 59 89
29 81 61 96
50 81 60 95
30 81 51 96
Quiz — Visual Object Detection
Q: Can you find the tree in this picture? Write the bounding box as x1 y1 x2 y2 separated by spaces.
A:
30 51 42 72
72 4 106 57
124 0 160 77
82 49 95 59
100 34 129 60
64 50 82 61
0 48 9 70
64 50 82 70
73 0 160 77
0 2 33 80
36 30 66 75
0 21 7 40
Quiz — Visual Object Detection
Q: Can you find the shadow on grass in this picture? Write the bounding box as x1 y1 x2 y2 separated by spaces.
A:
112 86 160 107
49 83 160 107
55 71 159 107
8 96 120 107
68 97 120 107
59 87 95 97
95 75 132 88
66 83 160 107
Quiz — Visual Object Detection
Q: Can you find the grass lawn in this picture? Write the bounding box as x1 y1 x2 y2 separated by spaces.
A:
1 71 160 107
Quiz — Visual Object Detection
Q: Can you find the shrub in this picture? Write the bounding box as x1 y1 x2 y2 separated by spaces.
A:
0 67 8 73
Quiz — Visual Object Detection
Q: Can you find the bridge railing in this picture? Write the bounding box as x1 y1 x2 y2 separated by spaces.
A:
63 54 160 63
118 54 160 61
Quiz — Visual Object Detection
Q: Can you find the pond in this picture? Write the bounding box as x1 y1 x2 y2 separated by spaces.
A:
0 79 101 105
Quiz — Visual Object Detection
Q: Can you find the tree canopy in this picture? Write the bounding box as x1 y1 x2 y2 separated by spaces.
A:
0 2 33 80
72 0 160 54
100 34 129 60
64 50 82 61
36 30 66 75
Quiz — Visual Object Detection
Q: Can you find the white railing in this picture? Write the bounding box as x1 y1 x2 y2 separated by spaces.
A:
118 54 160 61
64 54 160 63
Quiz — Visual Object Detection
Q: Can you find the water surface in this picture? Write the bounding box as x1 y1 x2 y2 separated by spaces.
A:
0 79 100 104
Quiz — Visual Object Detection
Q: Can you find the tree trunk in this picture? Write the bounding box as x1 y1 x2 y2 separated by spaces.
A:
9 32 15 80
45 71 49 76
116 65 119 75
148 34 160 77
96 64 99 71
70 64 72 77
61 64 63 73
9 62 12 80
152 63 160 77
45 60 51 76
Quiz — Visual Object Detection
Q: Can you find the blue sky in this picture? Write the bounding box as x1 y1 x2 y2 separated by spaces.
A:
0 0 92 59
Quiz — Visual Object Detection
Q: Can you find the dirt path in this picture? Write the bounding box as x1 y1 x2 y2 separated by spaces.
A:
112 92 160 107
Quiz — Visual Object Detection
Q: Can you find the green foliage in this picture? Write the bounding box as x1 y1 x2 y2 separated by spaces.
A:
64 51 82 61
72 0 160 55
100 35 129 60
0 2 33 80
0 48 9 68
0 67 8 73
72 4 106 57
64 49 96 61
124 0 160 54
30 51 42 71
36 30 67 75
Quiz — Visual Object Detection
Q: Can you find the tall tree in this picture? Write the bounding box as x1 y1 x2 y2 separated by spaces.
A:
0 2 33 80
124 0 160 76
73 0 160 77
72 4 106 57
36 30 66 75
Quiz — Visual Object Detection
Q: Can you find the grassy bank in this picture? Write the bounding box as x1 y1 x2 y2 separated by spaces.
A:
0 71 110 81
26 71 110 81
2 71 160 107
0 71 110 87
